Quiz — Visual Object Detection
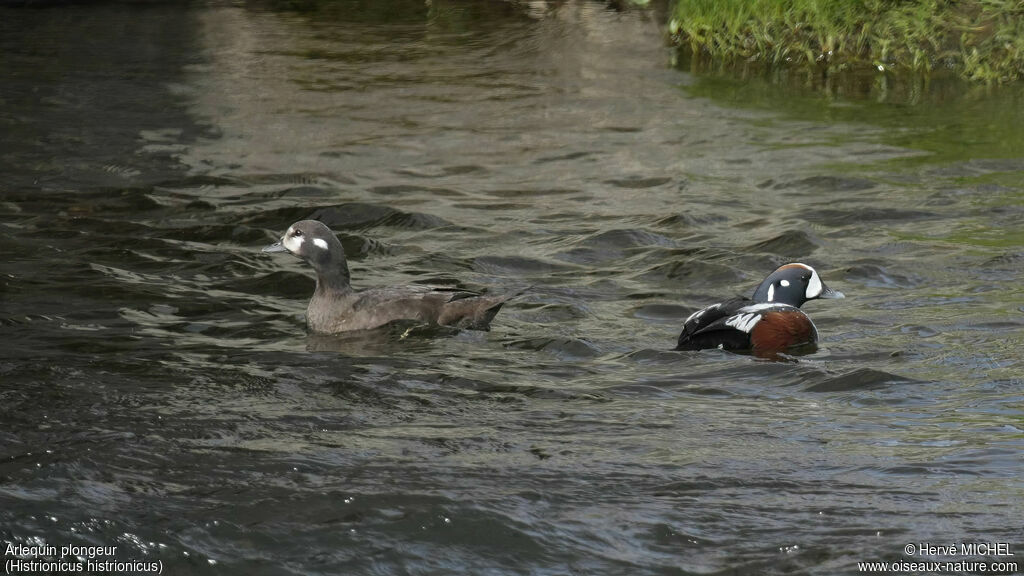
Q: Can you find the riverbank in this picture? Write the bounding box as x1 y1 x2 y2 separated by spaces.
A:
670 0 1024 83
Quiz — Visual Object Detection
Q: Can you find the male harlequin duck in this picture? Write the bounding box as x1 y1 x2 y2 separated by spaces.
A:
675 263 844 353
263 220 512 334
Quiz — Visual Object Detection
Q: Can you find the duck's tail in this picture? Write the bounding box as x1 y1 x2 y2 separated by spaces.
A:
441 286 529 330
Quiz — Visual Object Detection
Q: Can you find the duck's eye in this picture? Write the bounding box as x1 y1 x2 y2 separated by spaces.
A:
292 230 303 237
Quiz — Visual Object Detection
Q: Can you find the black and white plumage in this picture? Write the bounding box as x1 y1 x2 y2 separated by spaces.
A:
675 263 844 353
263 220 511 334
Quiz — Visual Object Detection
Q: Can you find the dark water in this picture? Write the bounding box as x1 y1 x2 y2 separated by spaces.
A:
2 2 1022 575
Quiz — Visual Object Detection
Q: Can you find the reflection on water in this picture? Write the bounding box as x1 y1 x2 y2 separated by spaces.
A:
1 1 1022 574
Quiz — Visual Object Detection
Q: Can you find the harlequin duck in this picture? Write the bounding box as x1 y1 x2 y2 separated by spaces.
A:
675 263 844 353
262 220 511 334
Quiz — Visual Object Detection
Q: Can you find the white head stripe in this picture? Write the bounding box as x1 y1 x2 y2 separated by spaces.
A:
780 279 790 287
805 270 823 299
312 238 329 250
767 283 775 301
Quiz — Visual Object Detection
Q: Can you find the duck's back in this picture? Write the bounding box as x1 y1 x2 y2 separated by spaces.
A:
676 298 818 352
675 296 753 351
307 285 507 334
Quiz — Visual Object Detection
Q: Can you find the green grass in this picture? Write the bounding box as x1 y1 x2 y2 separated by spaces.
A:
670 0 1024 83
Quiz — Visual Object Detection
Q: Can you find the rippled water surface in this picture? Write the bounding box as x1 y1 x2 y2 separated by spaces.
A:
2 1 1022 574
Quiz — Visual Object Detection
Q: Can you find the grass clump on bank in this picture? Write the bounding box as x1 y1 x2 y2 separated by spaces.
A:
670 0 1024 83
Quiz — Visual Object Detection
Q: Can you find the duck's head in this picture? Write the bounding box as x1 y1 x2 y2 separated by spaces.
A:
751 262 844 307
263 220 350 286
263 219 342 259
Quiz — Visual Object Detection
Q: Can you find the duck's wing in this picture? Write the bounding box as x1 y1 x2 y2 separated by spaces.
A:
351 284 476 308
436 292 509 330
349 285 510 331
675 296 754 351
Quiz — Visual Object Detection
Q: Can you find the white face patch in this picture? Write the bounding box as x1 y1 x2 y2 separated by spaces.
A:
312 238 329 250
805 269 823 299
780 279 790 287
725 312 761 333
282 228 304 253
767 283 775 301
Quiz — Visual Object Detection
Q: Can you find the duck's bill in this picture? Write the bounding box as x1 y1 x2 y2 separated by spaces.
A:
819 284 845 299
262 241 287 253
